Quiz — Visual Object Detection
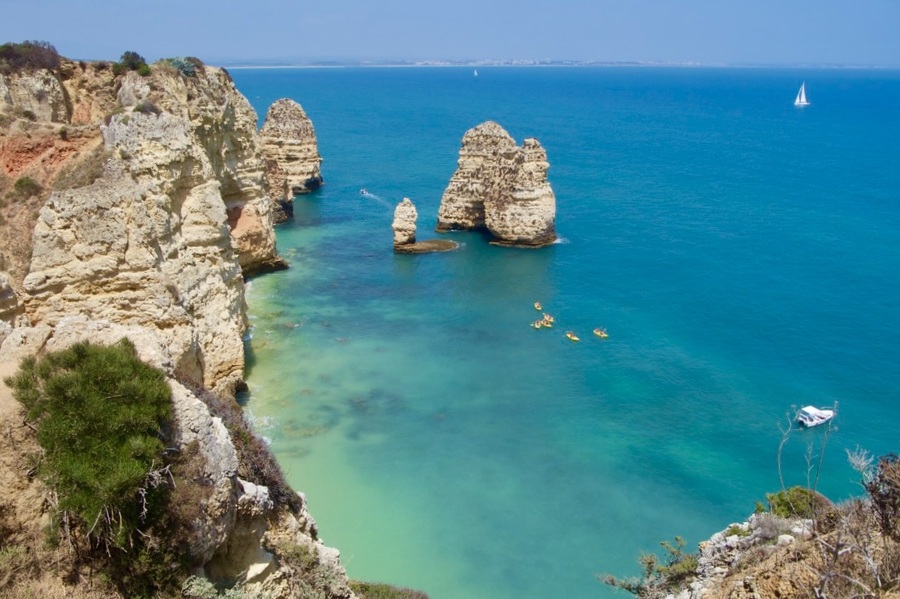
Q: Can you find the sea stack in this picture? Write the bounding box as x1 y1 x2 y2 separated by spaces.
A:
258 98 323 223
393 197 418 248
436 121 556 247
392 198 459 254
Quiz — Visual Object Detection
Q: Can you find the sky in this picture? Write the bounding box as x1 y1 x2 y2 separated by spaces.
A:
1 0 899 66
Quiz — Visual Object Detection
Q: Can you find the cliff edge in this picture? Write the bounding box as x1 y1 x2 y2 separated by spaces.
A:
0 49 353 598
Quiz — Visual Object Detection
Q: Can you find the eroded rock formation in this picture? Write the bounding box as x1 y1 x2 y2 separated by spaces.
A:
0 57 352 598
259 98 323 223
393 197 418 247
392 197 458 254
436 120 557 247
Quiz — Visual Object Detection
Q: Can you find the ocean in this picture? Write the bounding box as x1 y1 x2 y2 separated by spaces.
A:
229 66 900 598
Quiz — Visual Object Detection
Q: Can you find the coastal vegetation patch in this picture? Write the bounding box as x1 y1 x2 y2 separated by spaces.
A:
2 339 196 595
160 56 206 78
113 50 150 77
0 41 60 74
184 381 304 514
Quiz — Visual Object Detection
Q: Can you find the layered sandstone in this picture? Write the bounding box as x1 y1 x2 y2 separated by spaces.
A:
259 98 323 223
436 120 557 247
0 57 353 598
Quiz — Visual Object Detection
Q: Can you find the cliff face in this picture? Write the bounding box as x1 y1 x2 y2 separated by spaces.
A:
0 58 352 598
436 120 557 247
259 98 323 223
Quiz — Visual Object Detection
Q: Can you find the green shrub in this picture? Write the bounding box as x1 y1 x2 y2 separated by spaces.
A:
4 339 173 551
601 536 698 596
12 177 41 198
724 524 750 538
766 486 830 519
113 50 149 76
350 581 430 599
0 40 60 74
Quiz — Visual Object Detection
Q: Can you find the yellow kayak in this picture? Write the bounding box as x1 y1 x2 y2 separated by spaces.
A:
534 302 543 311
542 313 555 323
593 328 608 339
566 331 580 342
531 320 543 329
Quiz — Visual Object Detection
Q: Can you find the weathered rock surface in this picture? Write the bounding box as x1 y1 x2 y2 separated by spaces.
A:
259 98 323 223
393 197 418 247
436 120 557 247
392 197 459 254
0 58 354 598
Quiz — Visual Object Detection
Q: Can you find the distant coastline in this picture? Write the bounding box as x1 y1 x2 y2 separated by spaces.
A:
220 59 898 70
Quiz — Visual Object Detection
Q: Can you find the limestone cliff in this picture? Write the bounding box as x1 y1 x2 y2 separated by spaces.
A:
436 120 557 247
0 54 353 599
259 98 323 223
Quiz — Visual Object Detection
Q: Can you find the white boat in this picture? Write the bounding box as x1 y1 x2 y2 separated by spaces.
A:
796 405 834 427
474 69 478 77
794 82 810 107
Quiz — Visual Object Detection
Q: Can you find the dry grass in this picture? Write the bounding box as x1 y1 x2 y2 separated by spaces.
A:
50 144 109 191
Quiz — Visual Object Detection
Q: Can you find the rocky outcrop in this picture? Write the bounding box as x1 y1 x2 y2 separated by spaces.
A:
259 98 323 223
0 58 353 598
436 120 557 247
393 197 417 247
392 197 458 254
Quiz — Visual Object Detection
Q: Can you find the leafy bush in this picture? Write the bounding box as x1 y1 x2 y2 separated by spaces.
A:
766 486 830 519
4 339 173 551
601 536 699 596
349 581 431 599
120 50 146 70
12 177 41 198
113 50 150 76
0 40 60 74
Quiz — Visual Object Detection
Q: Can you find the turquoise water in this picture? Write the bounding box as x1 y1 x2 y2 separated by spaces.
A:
230 67 900 598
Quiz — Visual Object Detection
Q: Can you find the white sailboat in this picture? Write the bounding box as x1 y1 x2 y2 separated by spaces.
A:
794 82 810 107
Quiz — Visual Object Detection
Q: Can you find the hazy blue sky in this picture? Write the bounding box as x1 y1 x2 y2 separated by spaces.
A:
1 0 898 66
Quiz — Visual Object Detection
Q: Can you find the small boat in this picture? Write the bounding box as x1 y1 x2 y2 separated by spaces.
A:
794 82 810 107
360 188 368 195
542 314 554 324
531 320 543 329
534 302 542 311
474 69 478 77
796 405 834 428
593 328 608 339
565 331 580 342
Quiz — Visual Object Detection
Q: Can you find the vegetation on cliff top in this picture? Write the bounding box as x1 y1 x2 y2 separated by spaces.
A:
0 41 61 74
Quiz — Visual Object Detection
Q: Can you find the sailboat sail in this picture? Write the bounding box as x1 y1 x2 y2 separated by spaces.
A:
794 82 809 106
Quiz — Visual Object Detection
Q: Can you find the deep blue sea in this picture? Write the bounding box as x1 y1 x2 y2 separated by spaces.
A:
229 66 900 599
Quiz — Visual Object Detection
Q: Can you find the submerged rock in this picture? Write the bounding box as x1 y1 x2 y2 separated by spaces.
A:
436 121 556 247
